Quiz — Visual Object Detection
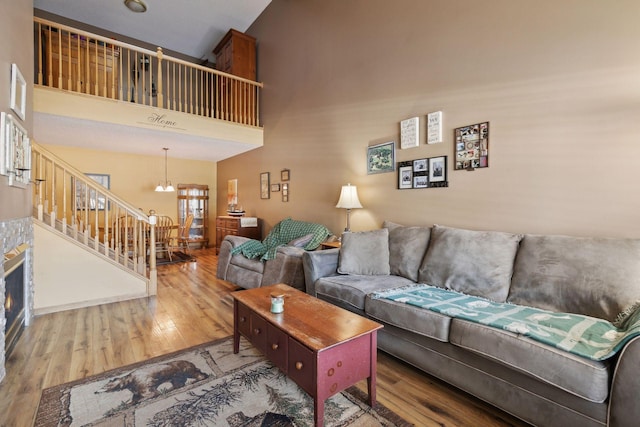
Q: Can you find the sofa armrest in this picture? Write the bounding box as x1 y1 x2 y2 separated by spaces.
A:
302 248 340 297
609 335 640 426
216 235 254 281
262 246 307 290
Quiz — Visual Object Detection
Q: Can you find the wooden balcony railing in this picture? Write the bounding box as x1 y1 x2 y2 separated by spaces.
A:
31 142 159 294
34 17 262 127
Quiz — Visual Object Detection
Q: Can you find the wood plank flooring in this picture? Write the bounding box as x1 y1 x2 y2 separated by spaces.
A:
0 248 529 426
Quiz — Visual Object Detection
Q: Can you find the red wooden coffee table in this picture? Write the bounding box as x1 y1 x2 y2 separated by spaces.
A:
233 283 383 426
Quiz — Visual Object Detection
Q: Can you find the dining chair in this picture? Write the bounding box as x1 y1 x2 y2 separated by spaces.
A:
154 215 174 261
175 213 194 255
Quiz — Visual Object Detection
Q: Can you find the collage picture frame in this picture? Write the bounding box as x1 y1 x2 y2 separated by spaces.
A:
398 155 448 190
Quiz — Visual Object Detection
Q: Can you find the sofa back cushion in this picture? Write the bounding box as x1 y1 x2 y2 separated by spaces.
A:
383 221 431 282
418 225 522 302
338 229 390 275
508 234 640 324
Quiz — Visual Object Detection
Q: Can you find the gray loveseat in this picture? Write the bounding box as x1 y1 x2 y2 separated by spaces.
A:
302 222 640 427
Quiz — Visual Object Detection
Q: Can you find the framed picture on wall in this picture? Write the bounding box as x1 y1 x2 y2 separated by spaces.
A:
10 64 27 121
260 172 270 199
367 141 395 174
429 156 447 183
75 173 110 210
398 162 413 189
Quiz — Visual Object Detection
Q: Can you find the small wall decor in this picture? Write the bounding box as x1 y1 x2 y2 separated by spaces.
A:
260 172 270 199
427 111 443 144
367 141 395 174
1 112 31 188
10 64 27 121
398 164 413 189
397 155 448 189
454 121 489 170
75 173 110 210
271 183 281 192
282 183 289 202
429 156 447 183
280 169 290 181
400 117 419 149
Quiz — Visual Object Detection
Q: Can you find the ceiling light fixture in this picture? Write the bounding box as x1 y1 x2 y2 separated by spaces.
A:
155 148 175 192
124 0 147 13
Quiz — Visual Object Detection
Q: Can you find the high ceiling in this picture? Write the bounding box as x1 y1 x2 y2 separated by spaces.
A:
32 0 272 162
34 0 271 63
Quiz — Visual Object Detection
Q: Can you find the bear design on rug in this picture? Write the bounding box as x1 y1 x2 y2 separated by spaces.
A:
96 360 208 404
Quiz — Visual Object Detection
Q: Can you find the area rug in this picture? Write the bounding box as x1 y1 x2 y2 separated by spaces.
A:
155 251 196 266
34 336 411 427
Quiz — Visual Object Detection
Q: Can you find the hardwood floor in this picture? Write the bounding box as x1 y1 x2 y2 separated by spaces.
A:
0 248 529 426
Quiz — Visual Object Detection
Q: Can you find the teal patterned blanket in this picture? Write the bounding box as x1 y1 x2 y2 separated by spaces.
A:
231 218 330 261
372 284 640 361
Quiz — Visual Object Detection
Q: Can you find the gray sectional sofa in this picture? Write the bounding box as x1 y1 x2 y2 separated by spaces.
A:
302 222 640 427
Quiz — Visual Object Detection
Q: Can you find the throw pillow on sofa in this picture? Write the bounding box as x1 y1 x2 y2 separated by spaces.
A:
338 228 390 275
383 220 431 282
418 224 522 302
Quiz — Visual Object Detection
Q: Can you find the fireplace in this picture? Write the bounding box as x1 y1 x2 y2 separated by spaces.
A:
3 244 28 357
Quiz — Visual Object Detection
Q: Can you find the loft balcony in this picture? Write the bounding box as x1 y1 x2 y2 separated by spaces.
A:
33 17 263 160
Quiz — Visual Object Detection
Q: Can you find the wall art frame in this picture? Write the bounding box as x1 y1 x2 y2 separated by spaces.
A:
427 111 443 144
1 112 31 188
260 172 270 199
74 173 110 210
454 121 489 170
400 116 419 149
282 183 289 202
397 155 448 189
10 64 27 121
429 156 447 183
398 163 413 189
271 183 281 192
280 169 290 181
367 141 395 174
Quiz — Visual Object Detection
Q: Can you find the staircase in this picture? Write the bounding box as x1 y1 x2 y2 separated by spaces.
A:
31 143 159 313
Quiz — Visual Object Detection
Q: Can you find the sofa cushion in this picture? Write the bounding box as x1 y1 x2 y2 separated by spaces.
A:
418 225 522 302
449 318 611 403
365 295 451 342
383 220 431 282
508 234 640 324
315 274 412 311
338 229 390 275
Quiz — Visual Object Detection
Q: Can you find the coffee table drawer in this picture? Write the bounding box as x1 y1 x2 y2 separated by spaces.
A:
250 313 268 352
266 325 289 371
288 338 316 395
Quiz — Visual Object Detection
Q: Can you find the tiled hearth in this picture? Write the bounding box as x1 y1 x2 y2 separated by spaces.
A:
0 217 33 382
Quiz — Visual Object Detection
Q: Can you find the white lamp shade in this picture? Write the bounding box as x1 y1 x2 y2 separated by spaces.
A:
336 184 363 209
155 184 165 192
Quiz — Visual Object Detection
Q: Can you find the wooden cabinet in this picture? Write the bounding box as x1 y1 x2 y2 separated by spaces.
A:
177 184 209 249
213 29 257 123
215 216 262 254
213 29 256 80
42 30 119 98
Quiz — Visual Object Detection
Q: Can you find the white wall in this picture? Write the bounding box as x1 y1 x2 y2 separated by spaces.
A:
33 223 147 314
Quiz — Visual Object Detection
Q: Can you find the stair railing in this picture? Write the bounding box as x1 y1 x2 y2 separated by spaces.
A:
31 142 157 294
34 16 263 127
